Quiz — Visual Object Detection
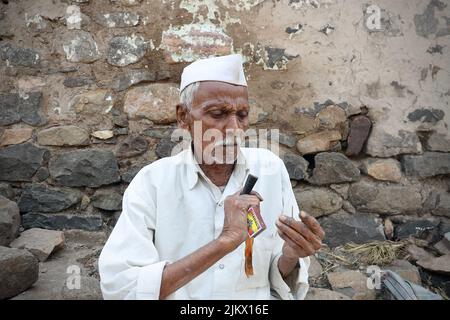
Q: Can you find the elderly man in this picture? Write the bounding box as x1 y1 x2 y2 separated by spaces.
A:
99 54 324 300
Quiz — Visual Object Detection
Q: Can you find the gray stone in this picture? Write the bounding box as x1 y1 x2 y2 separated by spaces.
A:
121 163 146 183
0 92 46 126
49 149 120 187
426 132 450 152
0 143 49 182
417 255 450 275
366 129 422 157
319 213 385 248
327 270 376 300
63 31 100 63
91 190 122 211
308 255 323 279
35 167 50 182
267 131 297 148
95 12 140 28
142 127 175 140
10 228 65 262
61 276 102 300
408 108 445 124
294 187 343 218
282 152 309 181
432 192 450 218
402 152 450 178
309 152 360 185
37 126 90 146
0 43 40 68
0 246 39 300
384 259 421 285
0 183 15 200
107 34 147 67
64 5 91 30
305 287 351 300
0 196 20 246
414 0 440 37
394 217 440 240
155 138 177 158
63 76 95 88
22 213 103 231
348 180 423 215
109 69 170 92
115 136 148 158
18 184 83 213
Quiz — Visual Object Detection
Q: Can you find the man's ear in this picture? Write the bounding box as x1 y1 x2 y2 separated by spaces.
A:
176 103 190 130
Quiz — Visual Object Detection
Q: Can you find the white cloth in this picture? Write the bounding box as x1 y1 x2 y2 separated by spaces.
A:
179 54 248 92
98 146 310 300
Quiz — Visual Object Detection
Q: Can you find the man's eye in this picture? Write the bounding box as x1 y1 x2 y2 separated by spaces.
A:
210 111 225 118
237 111 248 119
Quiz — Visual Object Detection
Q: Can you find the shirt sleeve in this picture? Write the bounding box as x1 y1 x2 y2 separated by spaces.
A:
98 169 169 300
268 158 310 300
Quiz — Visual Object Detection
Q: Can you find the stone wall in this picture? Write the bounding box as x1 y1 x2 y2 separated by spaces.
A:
0 0 449 258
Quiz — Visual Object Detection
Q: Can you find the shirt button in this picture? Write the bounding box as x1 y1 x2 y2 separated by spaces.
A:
218 201 223 207
219 264 225 269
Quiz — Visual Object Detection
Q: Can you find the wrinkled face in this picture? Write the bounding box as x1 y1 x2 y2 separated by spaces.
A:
177 81 250 164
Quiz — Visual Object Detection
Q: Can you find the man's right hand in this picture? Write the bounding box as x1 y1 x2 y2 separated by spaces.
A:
219 188 263 251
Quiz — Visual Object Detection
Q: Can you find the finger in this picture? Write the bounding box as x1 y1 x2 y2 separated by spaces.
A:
279 216 322 251
238 195 261 208
277 230 305 257
300 211 325 240
276 220 316 256
249 191 264 201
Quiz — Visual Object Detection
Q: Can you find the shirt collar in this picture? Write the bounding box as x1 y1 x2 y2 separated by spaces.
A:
183 143 249 190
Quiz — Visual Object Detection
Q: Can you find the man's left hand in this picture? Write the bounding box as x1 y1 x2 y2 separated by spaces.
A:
276 211 325 259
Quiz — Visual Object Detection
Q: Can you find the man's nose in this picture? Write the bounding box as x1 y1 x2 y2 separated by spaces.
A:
226 114 241 130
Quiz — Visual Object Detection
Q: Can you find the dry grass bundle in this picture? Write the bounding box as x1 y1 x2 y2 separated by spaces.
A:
316 240 409 273
340 240 409 266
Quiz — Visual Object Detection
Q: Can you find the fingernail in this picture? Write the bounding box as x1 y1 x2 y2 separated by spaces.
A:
300 211 306 218
280 215 287 222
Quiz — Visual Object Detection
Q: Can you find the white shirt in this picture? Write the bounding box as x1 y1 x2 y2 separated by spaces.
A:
98 146 310 300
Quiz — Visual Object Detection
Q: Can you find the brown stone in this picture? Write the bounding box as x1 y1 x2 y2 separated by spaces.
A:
316 105 347 134
124 83 178 124
309 255 323 279
362 158 402 182
384 259 421 285
0 127 33 146
305 287 351 300
345 115 372 156
384 218 394 240
433 240 450 256
327 270 376 300
37 126 89 146
407 244 434 262
296 130 341 155
71 90 115 115
417 255 450 275
92 130 114 140
294 187 343 218
10 228 65 262
161 23 233 63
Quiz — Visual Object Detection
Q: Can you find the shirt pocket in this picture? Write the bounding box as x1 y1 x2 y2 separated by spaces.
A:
235 230 277 291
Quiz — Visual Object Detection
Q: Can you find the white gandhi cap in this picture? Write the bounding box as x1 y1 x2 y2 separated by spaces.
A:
180 54 248 93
